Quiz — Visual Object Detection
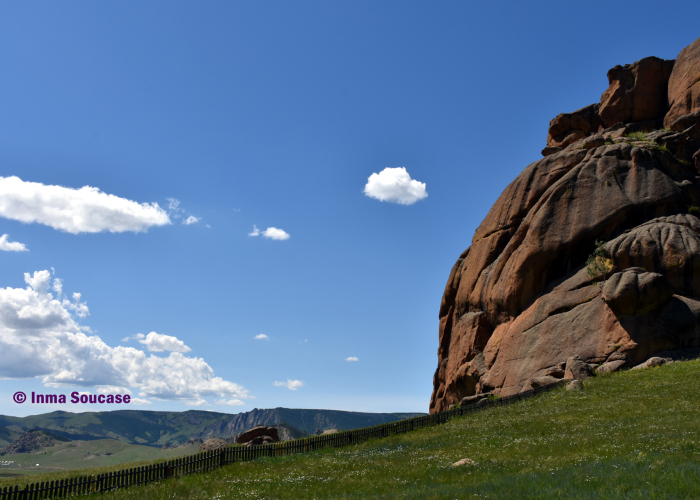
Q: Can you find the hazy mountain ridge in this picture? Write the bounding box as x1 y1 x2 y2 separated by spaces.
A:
0 408 424 448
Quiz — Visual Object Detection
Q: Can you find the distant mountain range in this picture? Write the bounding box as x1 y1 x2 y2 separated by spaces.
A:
0 408 424 448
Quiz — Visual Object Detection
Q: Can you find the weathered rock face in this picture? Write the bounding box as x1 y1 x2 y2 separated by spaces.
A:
602 268 675 316
599 57 675 127
431 36 700 414
199 438 228 452
236 426 280 445
665 36 700 127
546 104 604 150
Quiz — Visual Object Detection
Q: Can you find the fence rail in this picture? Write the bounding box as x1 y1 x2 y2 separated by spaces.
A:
0 380 565 499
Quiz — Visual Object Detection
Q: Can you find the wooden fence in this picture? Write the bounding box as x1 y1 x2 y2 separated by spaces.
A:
0 380 566 499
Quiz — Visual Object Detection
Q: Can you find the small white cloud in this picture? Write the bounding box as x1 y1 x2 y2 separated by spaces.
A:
130 398 152 405
262 227 290 240
0 176 171 233
206 224 211 229
364 167 427 205
248 225 260 236
167 198 182 213
345 357 359 362
215 398 245 406
182 216 199 225
0 234 28 252
138 332 192 353
254 334 269 340
274 379 304 391
121 337 130 342
135 333 145 340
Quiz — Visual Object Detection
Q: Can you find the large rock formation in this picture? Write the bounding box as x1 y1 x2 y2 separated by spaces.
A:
665 36 700 127
431 35 700 413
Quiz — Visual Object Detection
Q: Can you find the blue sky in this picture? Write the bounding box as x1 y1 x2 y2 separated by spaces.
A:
0 1 698 417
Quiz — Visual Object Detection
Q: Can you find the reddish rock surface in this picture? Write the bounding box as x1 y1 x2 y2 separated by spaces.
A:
599 57 674 127
546 104 603 150
236 426 279 444
665 36 700 128
431 37 700 413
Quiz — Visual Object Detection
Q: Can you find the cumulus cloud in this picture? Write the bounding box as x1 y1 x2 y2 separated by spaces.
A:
182 216 199 225
0 176 171 233
138 332 192 353
262 227 290 240
0 271 249 403
0 234 28 252
254 334 269 340
363 167 428 205
345 357 359 362
274 379 304 390
249 226 290 240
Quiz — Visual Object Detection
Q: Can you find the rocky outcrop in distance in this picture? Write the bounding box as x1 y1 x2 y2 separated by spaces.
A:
2 430 69 455
431 35 700 413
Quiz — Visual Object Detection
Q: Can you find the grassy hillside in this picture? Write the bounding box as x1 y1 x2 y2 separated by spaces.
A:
108 360 700 498
0 439 201 479
3 360 699 497
0 408 423 448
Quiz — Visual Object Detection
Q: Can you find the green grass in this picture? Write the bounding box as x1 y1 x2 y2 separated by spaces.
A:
5 361 700 498
0 440 200 483
624 131 648 141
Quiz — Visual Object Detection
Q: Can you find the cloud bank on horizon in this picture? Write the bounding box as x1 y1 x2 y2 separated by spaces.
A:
0 176 171 234
363 167 427 205
0 270 248 406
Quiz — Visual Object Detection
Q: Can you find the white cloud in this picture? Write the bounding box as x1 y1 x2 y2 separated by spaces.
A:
274 379 304 391
249 225 290 240
130 398 152 405
215 398 245 406
346 357 359 362
182 216 199 225
52 279 62 297
254 334 269 340
167 198 182 213
0 270 249 403
0 176 171 234
0 234 28 252
262 227 290 240
138 332 192 353
363 167 428 205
